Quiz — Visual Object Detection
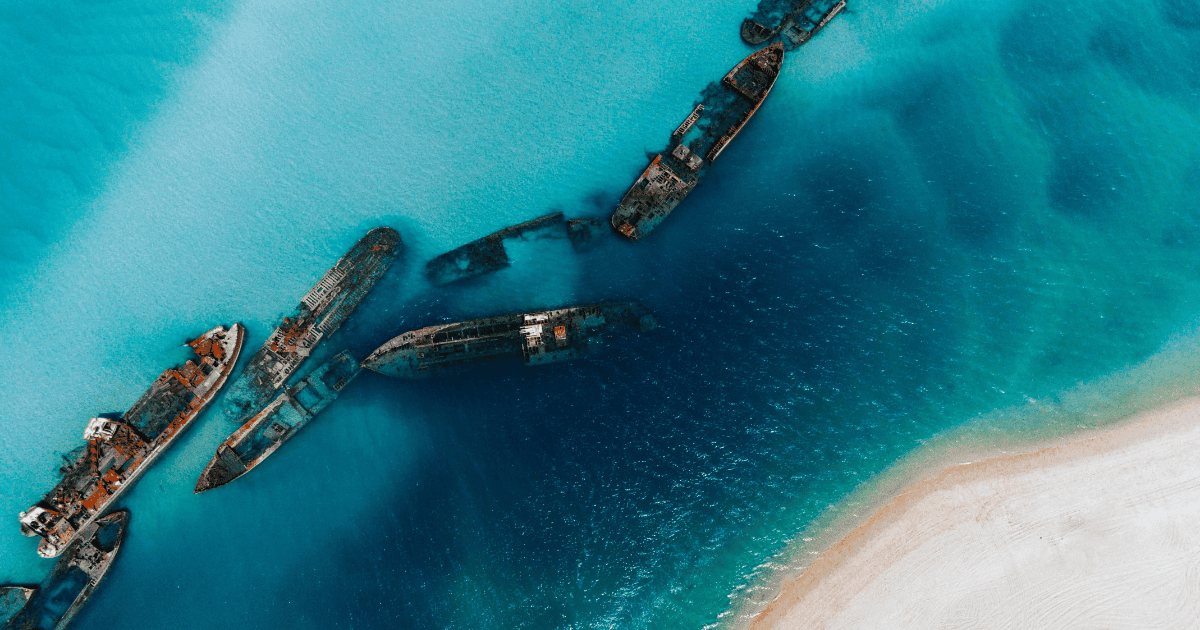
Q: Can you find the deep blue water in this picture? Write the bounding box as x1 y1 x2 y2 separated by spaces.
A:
3 0 1200 629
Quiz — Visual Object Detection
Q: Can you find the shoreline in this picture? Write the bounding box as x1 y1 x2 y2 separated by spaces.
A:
722 332 1200 630
728 394 1200 629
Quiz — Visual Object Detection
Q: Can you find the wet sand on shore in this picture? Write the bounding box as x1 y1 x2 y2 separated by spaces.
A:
741 397 1200 630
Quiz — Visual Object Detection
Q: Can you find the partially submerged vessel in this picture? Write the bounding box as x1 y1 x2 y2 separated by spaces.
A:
362 303 657 378
195 351 361 493
4 510 128 630
741 0 845 49
610 43 784 240
0 588 35 627
218 227 401 423
426 213 607 285
19 327 243 558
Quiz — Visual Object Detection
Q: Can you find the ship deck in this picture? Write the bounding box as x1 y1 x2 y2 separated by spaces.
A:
611 45 782 240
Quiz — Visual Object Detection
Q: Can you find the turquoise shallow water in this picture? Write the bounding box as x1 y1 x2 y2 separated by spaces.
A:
3 0 1200 629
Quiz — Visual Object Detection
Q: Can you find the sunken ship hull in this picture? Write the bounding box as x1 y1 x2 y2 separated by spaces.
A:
0 588 35 627
218 227 401 424
610 43 784 240
741 0 845 49
4 511 128 630
195 351 362 493
19 327 243 558
362 303 657 378
426 213 607 285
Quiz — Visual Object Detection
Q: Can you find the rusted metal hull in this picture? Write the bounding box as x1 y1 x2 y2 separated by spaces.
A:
362 303 657 378
740 0 844 50
19 327 243 558
5 510 128 630
741 17 781 45
219 227 402 423
195 351 361 493
425 213 607 285
0 588 35 627
610 43 784 240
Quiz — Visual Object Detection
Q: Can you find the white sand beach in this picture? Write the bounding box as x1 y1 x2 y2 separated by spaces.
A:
742 397 1200 630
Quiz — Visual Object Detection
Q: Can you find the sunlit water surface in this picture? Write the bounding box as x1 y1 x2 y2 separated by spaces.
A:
3 0 1200 628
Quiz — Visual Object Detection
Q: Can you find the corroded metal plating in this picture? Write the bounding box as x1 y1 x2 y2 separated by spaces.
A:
610 43 784 240
0 587 34 627
362 302 657 378
741 0 845 49
19 327 243 558
425 213 606 285
195 351 361 493
4 510 127 630
218 227 401 423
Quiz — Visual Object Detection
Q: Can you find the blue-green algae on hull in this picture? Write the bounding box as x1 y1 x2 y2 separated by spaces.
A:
3 0 1200 629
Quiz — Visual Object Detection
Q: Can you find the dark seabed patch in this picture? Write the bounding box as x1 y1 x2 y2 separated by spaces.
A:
1161 0 1200 30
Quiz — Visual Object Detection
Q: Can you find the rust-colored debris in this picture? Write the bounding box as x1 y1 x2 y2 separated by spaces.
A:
18 326 243 558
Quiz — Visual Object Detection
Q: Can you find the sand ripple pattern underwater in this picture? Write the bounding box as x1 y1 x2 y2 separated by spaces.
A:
3 0 1200 629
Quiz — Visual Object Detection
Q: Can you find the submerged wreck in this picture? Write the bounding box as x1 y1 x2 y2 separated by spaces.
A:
610 43 784 240
362 302 657 378
4 511 127 630
195 351 361 493
426 212 607 285
0 588 34 627
218 227 401 424
741 0 845 49
19 327 243 558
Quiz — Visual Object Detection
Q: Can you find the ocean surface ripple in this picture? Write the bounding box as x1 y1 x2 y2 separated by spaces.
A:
2 0 1200 629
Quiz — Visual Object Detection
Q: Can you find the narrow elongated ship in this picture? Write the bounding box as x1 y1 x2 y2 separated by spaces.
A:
362 302 657 378
610 43 784 240
195 351 361 493
426 213 607 285
19 327 243 558
742 0 845 48
218 227 401 423
5 511 128 630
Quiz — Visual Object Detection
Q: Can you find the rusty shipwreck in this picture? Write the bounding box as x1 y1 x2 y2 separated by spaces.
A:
195 351 361 493
217 227 401 425
5 511 128 630
362 303 657 378
19 327 243 558
426 213 607 285
741 0 845 49
0 588 34 627
610 43 785 240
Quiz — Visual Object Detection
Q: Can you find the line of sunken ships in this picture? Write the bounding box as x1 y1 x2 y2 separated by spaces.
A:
3 5 842 627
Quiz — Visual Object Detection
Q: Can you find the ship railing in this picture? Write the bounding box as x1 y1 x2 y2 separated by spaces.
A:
672 104 705 138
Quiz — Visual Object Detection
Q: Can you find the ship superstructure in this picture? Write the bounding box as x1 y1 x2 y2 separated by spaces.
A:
19 327 243 558
741 0 845 49
426 213 607 285
218 227 401 423
195 351 362 493
5 512 128 630
610 43 784 240
362 303 657 378
5 511 127 630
